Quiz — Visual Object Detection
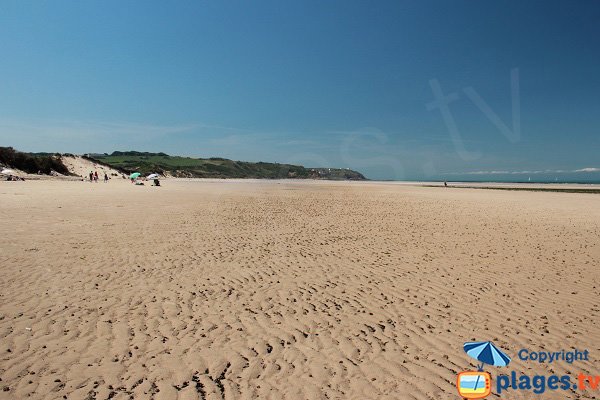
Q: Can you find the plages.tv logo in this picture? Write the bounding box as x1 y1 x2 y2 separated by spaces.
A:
457 341 511 399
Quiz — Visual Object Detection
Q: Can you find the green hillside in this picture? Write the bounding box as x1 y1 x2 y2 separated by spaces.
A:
88 151 366 180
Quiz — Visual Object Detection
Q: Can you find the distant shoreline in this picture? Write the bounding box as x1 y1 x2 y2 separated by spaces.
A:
5 176 600 191
425 185 600 194
372 179 600 185
364 180 600 190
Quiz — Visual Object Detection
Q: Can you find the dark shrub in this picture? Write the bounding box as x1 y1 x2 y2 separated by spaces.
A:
0 147 71 175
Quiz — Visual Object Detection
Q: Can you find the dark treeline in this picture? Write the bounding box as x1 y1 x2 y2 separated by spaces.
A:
0 147 71 175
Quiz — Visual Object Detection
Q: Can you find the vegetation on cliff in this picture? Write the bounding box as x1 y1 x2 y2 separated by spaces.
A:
0 147 71 175
88 151 366 180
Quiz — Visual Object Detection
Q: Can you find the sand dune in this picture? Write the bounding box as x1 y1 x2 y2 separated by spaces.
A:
60 156 123 180
0 180 598 399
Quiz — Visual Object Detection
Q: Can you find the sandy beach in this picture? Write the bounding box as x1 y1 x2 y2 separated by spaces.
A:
1 179 599 399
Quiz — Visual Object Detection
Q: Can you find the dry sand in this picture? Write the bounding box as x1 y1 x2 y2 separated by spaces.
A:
59 156 123 180
0 179 599 399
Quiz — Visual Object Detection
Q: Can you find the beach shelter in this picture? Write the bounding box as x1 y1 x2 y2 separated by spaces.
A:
129 172 141 180
147 173 159 180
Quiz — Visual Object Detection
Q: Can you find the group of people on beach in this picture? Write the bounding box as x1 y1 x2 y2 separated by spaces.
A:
4 175 25 181
89 171 109 183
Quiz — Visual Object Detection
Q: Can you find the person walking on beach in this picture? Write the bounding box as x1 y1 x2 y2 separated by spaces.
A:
89 171 93 182
104 172 109 183
94 171 98 183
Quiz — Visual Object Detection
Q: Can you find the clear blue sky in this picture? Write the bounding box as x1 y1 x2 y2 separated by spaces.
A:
1 1 599 181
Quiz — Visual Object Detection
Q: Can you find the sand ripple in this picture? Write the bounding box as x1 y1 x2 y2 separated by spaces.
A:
1 180 599 399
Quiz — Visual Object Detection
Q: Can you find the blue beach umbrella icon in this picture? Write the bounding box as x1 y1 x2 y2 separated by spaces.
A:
462 341 511 397
464 341 511 370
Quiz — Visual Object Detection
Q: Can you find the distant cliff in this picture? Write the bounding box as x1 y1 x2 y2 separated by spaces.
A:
87 151 367 180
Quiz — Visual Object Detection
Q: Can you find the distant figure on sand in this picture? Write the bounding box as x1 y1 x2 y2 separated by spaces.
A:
104 173 109 183
94 171 98 183
89 171 93 182
444 181 448 187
